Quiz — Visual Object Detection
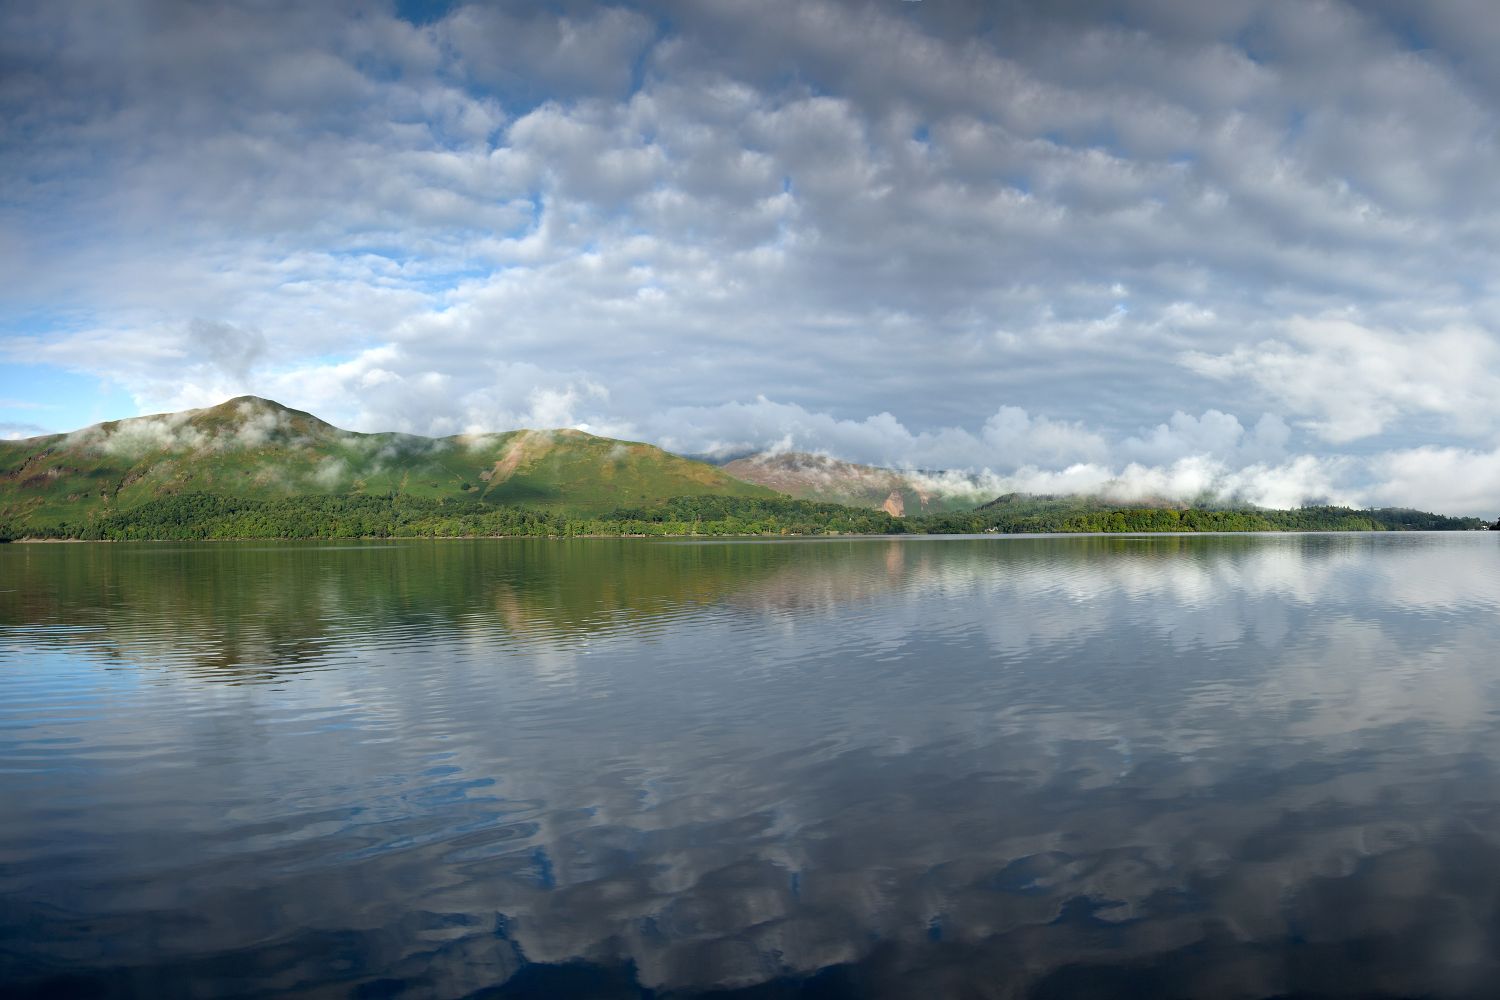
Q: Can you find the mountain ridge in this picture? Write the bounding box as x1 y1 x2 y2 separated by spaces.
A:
5 399 1492 539
0 396 776 531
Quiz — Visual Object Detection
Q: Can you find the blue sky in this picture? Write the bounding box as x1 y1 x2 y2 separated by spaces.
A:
6 0 1500 512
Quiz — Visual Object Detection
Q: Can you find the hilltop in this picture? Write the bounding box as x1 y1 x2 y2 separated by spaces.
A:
0 396 773 532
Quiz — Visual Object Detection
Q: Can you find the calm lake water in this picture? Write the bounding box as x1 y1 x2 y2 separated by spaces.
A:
4 533 1500 998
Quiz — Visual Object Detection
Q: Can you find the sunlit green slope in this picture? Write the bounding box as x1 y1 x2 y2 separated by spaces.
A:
0 396 774 530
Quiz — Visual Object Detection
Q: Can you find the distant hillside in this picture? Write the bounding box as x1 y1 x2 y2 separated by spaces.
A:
722 451 986 515
977 492 1187 515
929 492 1486 534
0 396 774 532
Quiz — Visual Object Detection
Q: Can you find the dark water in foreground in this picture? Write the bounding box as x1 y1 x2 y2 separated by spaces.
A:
4 534 1500 998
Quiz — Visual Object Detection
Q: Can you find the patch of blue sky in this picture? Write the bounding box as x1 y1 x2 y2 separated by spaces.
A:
327 244 420 263
408 109 506 152
412 268 493 295
1448 272 1485 297
1037 129 1070 150
755 60 834 102
349 48 408 87
0 306 93 339
293 350 368 370
1083 124 1125 156
1382 13 1433 53
1233 24 1279 69
0 364 137 433
1332 420 1474 459
1168 151 1198 168
630 11 671 95
1283 109 1307 145
394 0 460 27
316 243 494 284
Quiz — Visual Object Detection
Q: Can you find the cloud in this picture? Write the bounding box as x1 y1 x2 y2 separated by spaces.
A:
1 421 51 440
990 453 1358 510
978 406 1107 466
66 412 208 458
1120 409 1290 466
228 398 296 448
443 5 657 101
187 319 267 383
638 397 1098 470
1183 316 1500 443
619 394 1359 509
311 455 349 489
7 0 1500 513
1366 444 1500 517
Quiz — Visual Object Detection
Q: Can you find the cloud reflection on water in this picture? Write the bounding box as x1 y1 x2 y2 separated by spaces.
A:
3 534 1500 997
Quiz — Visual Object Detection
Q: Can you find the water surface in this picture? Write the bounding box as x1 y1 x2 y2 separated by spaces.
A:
3 533 1500 998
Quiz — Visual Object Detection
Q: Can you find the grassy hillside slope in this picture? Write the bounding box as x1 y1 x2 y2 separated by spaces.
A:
0 396 774 531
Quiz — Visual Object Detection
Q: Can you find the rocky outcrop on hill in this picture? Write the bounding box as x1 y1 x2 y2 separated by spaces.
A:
722 451 985 514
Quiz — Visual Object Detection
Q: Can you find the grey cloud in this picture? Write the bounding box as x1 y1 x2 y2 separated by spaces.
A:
442 3 657 101
187 319 267 382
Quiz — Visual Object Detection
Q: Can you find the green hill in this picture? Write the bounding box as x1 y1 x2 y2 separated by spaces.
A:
0 396 774 532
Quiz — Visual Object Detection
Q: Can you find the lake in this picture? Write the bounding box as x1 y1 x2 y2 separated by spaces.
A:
3 533 1500 998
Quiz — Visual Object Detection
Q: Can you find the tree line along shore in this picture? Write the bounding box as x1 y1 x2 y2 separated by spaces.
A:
0 492 1487 542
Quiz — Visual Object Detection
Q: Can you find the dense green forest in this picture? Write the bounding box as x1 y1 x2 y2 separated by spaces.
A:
0 492 1486 541
925 500 1486 534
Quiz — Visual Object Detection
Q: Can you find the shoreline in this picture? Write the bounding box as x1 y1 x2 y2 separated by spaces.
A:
5 528 1496 545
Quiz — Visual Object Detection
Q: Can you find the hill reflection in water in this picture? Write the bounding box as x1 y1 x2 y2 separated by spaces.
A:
3 534 1500 998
